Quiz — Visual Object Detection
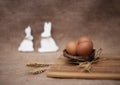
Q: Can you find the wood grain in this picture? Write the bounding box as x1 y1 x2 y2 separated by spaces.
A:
47 55 120 79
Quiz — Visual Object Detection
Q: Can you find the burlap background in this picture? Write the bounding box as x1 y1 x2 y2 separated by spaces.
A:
0 0 120 85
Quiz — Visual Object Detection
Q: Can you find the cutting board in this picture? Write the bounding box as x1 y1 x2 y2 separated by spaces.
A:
47 54 120 79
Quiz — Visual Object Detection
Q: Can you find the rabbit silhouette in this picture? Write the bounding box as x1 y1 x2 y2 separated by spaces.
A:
18 26 34 52
38 22 59 52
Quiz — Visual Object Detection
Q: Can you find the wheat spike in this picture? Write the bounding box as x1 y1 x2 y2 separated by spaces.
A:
26 62 50 67
29 68 47 74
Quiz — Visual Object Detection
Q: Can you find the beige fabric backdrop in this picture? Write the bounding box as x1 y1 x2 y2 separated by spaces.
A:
0 0 120 85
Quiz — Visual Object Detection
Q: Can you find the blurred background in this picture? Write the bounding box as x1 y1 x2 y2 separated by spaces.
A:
0 0 120 85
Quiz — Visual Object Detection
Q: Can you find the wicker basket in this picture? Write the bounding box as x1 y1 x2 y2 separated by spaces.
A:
63 49 95 62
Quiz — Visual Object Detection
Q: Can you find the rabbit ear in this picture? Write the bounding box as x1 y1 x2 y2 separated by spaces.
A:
45 22 51 29
25 26 31 34
44 22 52 29
48 22 52 28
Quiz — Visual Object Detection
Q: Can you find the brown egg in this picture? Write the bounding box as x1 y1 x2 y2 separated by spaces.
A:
78 37 93 45
77 37 93 56
66 41 77 56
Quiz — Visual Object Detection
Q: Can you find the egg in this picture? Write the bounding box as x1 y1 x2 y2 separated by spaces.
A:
77 37 93 56
66 41 77 56
78 37 93 45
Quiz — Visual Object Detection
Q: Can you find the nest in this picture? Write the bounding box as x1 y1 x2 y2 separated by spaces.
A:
63 49 95 63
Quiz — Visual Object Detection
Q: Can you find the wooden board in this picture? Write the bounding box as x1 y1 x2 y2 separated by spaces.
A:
47 55 120 80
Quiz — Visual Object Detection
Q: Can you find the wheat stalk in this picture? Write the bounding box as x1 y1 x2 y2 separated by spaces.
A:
26 62 50 67
29 68 47 74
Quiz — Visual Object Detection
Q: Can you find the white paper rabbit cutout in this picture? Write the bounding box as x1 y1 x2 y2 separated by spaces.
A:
38 22 59 52
18 26 34 52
